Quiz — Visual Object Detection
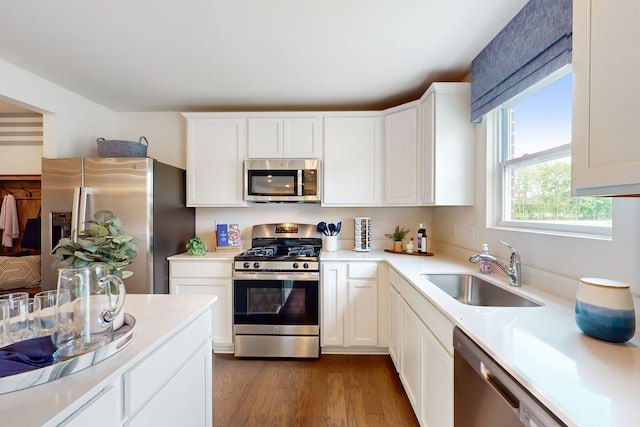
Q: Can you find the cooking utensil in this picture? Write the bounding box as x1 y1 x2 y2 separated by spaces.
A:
328 223 336 236
317 222 328 236
335 222 342 235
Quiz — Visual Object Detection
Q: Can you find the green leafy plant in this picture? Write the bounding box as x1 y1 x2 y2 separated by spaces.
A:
51 210 138 279
186 237 208 256
385 225 410 241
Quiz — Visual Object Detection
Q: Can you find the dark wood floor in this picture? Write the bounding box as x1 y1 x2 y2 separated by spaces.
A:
213 353 420 427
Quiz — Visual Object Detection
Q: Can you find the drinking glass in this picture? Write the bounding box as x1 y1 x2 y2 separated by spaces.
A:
0 292 35 343
34 289 70 337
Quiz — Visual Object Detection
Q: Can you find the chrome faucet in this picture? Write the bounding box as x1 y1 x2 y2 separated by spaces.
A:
469 240 522 287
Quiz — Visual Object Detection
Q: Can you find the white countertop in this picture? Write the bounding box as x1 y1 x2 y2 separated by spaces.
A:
322 249 640 427
0 294 216 426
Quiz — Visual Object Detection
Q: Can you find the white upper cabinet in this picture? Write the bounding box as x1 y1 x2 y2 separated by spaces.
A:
572 0 640 196
322 114 383 206
383 103 419 205
183 113 247 207
419 83 475 206
247 116 322 159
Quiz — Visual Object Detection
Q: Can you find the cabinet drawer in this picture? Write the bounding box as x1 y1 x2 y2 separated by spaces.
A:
400 279 453 354
124 310 211 417
170 261 231 278
348 262 378 279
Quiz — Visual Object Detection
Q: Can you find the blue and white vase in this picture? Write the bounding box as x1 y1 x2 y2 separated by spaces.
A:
575 277 636 343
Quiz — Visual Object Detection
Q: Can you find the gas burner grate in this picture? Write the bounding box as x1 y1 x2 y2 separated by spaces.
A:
287 246 318 257
244 245 278 257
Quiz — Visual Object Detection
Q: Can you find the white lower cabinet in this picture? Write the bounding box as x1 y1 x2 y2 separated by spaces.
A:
169 258 234 352
390 268 454 427
59 307 212 427
321 261 382 351
59 383 122 427
388 269 401 369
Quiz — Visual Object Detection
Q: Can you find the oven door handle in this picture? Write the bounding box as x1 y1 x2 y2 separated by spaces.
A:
233 272 319 281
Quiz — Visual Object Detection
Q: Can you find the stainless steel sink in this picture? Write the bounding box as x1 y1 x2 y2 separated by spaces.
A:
422 274 542 307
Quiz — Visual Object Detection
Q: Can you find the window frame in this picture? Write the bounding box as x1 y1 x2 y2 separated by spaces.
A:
492 66 612 239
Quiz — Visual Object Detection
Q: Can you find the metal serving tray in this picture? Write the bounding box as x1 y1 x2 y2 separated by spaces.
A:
0 313 135 394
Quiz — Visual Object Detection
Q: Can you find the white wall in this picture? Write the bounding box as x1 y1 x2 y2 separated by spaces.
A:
432 120 640 298
0 58 116 163
196 205 433 252
115 112 186 169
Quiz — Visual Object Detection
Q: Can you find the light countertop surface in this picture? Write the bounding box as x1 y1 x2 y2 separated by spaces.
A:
168 248 640 426
0 294 216 426
321 249 640 427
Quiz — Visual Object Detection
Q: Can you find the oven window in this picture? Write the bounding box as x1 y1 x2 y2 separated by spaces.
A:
248 170 297 196
234 279 318 325
248 286 305 315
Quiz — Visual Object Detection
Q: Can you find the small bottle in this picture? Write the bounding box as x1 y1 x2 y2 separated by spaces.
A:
417 223 426 253
479 243 492 274
406 238 414 253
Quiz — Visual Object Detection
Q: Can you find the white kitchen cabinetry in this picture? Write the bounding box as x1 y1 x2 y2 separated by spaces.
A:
60 301 212 427
59 384 121 427
322 114 383 206
572 0 640 196
169 258 234 352
391 268 454 427
419 82 474 206
321 261 381 351
384 104 419 205
183 113 247 207
247 116 322 159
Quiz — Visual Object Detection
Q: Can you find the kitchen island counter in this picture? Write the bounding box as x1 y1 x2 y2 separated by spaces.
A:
0 294 216 426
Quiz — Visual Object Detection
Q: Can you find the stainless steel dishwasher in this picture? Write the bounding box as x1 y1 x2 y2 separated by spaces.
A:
453 327 566 427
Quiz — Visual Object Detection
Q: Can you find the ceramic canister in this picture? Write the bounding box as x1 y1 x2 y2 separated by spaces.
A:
575 277 636 343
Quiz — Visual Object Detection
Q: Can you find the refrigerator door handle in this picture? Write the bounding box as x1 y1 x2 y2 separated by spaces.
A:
71 186 81 242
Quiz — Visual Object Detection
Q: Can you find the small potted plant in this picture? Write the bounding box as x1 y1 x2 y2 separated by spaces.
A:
385 225 410 252
186 237 208 256
51 210 138 279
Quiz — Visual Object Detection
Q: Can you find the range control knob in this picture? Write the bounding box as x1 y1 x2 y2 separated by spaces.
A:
292 263 299 269
253 262 260 269
303 263 309 269
243 262 250 269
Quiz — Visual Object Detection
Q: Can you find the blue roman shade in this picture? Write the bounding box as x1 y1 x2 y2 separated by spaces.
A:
470 0 572 122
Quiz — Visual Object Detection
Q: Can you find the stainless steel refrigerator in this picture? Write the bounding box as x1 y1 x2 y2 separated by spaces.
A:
41 157 195 294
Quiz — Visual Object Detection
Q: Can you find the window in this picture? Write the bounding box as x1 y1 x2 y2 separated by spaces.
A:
496 68 612 236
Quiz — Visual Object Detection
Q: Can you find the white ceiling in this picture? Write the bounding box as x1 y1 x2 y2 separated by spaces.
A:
0 0 526 112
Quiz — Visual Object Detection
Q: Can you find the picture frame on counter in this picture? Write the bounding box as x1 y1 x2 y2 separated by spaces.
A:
216 223 242 251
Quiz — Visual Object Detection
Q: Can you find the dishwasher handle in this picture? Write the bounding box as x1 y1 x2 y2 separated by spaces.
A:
453 327 567 427
480 361 519 410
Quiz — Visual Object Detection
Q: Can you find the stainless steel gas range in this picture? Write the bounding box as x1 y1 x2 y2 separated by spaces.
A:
232 223 321 358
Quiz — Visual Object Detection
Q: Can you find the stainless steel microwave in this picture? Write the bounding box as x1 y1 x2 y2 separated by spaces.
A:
244 159 321 203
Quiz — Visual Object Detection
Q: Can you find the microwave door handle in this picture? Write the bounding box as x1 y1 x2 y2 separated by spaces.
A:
297 170 303 196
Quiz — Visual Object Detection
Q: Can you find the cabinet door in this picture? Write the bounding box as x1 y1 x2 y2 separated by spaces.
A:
128 344 212 427
419 83 474 206
400 302 422 415
172 277 233 347
59 384 121 427
323 116 382 206
247 117 283 158
572 0 640 196
421 325 454 427
247 117 322 159
347 278 378 346
321 262 347 346
420 94 436 205
384 107 418 205
283 117 322 158
388 284 401 371
185 117 246 206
